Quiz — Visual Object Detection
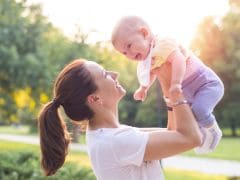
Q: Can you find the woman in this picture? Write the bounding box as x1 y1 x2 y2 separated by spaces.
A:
38 59 201 179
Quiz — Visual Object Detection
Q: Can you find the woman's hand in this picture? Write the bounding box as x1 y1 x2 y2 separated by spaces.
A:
152 62 172 97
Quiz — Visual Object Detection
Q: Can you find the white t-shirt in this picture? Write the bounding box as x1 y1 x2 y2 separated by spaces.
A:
86 125 164 180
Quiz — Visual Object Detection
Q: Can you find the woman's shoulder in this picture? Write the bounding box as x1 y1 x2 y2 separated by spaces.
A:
111 125 148 146
102 125 139 138
86 125 137 137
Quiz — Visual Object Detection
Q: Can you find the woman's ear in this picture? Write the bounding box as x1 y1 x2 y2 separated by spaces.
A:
139 27 149 38
87 94 102 105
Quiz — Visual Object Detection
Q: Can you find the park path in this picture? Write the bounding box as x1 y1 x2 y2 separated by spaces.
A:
0 133 240 176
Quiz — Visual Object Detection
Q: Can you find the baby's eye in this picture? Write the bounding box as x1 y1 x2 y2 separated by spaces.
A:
127 44 132 49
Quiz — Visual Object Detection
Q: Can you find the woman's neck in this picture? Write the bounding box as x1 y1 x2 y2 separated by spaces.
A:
88 106 119 130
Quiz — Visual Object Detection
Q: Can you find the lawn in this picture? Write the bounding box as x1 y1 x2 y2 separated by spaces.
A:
0 125 31 135
183 137 240 161
164 168 227 180
0 140 228 180
1 125 240 161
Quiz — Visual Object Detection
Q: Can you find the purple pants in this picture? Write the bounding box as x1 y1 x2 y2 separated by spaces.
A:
182 66 224 127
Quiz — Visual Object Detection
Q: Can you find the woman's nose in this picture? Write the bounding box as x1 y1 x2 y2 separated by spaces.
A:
110 72 118 80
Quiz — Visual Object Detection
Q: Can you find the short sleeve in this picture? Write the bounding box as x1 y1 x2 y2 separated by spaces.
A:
167 48 187 63
111 127 149 167
152 38 179 62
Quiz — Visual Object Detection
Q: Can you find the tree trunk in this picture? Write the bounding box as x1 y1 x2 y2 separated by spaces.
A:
156 81 163 127
230 118 237 137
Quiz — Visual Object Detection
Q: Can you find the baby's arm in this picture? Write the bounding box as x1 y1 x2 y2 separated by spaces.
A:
152 39 186 92
134 73 156 101
168 49 186 92
145 72 156 90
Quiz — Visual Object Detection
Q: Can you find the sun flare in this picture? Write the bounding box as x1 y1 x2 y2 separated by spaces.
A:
29 0 228 47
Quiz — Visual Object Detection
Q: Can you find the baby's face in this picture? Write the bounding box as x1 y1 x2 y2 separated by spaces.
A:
113 29 152 61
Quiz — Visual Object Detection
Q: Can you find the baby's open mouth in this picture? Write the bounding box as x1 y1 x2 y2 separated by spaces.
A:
135 53 142 60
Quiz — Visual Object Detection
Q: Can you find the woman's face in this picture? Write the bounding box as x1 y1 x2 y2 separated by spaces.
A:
85 61 126 107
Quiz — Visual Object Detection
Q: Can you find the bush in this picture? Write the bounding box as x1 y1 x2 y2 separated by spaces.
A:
0 150 96 180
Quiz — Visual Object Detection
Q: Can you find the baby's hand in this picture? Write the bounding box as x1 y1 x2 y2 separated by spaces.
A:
133 86 148 101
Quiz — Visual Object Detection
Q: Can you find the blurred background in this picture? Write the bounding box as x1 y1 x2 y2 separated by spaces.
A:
0 0 240 179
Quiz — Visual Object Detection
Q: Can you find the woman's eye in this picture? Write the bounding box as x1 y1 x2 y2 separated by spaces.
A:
104 71 110 78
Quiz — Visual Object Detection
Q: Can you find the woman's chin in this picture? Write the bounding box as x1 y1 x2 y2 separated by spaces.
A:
117 86 126 98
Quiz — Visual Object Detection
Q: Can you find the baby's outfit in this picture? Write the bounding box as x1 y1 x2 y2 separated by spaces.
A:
137 38 224 154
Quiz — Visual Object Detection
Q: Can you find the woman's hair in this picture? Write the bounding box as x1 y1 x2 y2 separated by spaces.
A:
38 59 98 176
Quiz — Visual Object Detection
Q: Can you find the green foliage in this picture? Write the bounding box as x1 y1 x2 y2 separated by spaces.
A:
0 0 50 124
0 0 167 129
2 0 240 135
190 1 240 136
0 0 93 127
0 140 237 179
0 150 96 180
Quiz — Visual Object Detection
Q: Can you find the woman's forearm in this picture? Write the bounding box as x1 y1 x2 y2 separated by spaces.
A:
170 90 201 145
167 111 176 130
140 127 167 132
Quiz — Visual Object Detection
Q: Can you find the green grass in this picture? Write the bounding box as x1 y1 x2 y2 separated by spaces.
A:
183 137 240 161
0 125 32 135
1 125 239 137
0 140 231 179
1 125 240 161
0 140 39 152
164 168 227 180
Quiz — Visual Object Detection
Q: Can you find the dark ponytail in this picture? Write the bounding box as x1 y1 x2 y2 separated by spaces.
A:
38 59 98 176
38 102 70 176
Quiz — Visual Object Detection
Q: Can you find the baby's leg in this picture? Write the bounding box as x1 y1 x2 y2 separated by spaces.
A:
191 80 224 127
192 80 224 154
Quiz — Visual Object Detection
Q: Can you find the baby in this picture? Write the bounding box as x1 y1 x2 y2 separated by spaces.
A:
111 16 224 154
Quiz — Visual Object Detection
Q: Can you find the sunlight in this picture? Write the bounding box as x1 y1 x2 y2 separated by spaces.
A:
28 0 229 47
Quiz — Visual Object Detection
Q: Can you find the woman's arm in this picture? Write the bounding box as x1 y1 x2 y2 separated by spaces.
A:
154 64 176 130
144 64 201 160
143 91 202 160
166 109 176 130
140 128 167 132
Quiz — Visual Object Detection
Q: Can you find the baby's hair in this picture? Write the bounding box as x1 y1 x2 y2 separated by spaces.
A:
111 16 150 46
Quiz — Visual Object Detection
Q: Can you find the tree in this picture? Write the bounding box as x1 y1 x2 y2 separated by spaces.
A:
190 0 240 136
0 0 51 123
0 0 92 128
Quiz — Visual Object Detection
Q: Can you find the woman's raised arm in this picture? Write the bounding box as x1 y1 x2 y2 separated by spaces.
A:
144 63 202 160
